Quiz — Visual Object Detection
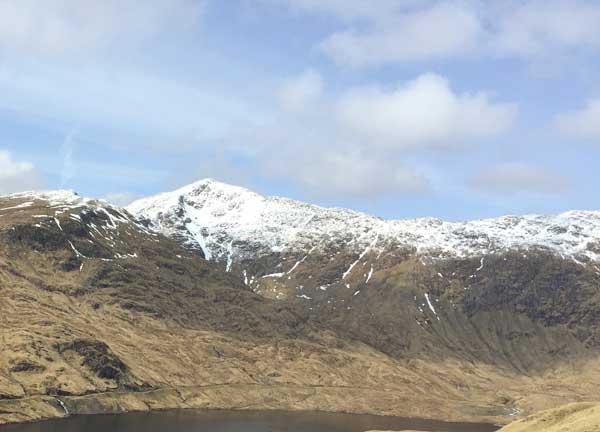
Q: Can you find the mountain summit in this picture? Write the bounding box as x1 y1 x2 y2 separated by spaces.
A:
128 178 600 269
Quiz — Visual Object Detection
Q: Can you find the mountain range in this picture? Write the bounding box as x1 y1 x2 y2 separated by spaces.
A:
1 180 599 427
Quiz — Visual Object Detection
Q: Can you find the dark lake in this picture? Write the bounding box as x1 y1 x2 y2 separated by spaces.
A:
1 409 500 432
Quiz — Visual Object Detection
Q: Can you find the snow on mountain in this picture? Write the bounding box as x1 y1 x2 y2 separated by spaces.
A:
1 190 137 227
0 189 156 260
1 190 93 208
127 179 600 266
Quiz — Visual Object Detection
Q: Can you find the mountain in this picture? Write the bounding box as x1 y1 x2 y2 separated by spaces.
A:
127 179 600 266
1 184 599 427
128 179 600 354
128 180 600 420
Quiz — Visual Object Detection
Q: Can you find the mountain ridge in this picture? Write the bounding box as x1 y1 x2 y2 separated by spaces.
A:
127 178 600 269
8 181 600 266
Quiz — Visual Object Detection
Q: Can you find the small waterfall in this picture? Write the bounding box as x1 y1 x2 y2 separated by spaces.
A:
56 398 69 415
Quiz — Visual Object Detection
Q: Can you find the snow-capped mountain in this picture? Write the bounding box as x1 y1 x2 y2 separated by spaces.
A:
0 189 157 262
128 178 600 269
126 180 600 356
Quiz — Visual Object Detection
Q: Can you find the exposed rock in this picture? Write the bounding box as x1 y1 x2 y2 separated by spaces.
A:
55 339 129 383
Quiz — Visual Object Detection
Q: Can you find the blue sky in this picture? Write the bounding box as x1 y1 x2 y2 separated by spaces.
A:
1 0 600 220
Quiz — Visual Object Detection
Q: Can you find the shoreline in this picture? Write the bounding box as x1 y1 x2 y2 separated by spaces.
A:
0 385 505 428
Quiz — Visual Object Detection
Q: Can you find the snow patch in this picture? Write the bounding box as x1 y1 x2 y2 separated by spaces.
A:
262 272 284 278
424 293 440 321
365 265 374 283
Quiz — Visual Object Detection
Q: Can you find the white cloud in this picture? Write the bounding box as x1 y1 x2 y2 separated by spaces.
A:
0 0 205 55
259 140 430 197
272 0 600 67
297 154 430 197
277 69 323 112
246 70 515 197
270 0 417 22
103 192 139 207
471 163 567 194
556 99 600 140
0 151 44 194
492 0 600 58
319 4 482 66
335 73 516 149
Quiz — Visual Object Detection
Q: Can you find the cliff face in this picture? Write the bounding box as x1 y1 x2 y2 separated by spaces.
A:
1 187 600 426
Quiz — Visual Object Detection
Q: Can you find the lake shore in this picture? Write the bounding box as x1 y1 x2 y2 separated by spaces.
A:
0 404 500 432
0 385 502 429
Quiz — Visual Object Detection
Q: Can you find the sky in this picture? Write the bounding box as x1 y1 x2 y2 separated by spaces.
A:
1 0 600 221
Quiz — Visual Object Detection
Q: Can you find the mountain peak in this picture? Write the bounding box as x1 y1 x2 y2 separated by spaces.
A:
128 179 600 267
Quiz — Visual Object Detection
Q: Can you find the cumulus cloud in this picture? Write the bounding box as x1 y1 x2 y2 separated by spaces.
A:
259 140 430 198
556 99 600 140
271 0 600 67
0 151 44 194
244 70 515 197
297 154 430 197
492 0 600 58
334 73 516 149
0 0 205 55
471 163 568 194
319 4 482 66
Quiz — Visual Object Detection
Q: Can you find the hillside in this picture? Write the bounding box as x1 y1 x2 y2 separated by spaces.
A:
498 402 600 432
0 186 599 426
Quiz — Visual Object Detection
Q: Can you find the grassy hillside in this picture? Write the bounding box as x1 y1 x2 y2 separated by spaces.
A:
499 403 600 432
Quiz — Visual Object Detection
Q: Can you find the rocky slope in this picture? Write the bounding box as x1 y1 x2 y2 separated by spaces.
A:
1 185 599 427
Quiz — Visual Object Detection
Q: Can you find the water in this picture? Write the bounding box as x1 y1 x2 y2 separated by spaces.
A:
1 409 500 432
